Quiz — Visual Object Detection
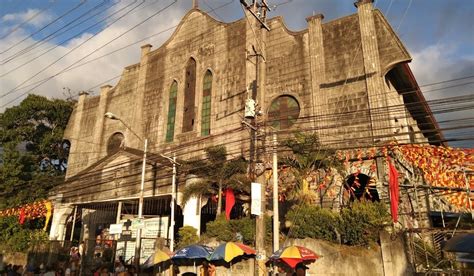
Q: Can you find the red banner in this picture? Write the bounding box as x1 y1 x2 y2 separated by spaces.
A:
388 158 399 223
225 188 235 221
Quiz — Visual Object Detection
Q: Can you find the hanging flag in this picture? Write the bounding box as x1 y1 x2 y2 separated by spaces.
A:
388 158 399 223
225 188 235 220
19 207 26 225
43 201 52 231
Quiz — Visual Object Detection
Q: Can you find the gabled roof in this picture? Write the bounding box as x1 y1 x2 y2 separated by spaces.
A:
60 147 172 184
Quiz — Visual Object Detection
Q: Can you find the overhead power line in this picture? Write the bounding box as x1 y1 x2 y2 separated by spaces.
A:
0 1 87 55
1 1 179 107
0 1 57 40
1 0 113 65
0 0 135 78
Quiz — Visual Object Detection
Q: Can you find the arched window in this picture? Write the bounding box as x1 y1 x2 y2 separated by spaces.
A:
166 81 178 142
182 58 197 133
107 132 124 155
345 173 380 202
201 70 212 136
268 95 300 130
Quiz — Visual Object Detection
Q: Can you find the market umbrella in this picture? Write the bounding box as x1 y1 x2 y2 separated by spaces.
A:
142 248 172 269
208 242 256 263
269 245 320 269
171 244 214 272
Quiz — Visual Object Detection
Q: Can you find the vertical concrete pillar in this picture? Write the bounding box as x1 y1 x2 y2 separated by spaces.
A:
93 85 112 160
355 0 390 142
49 199 73 241
132 44 152 148
182 175 201 235
306 14 326 142
65 92 88 178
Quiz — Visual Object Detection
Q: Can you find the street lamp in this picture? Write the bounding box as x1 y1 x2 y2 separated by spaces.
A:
159 153 180 252
104 112 147 269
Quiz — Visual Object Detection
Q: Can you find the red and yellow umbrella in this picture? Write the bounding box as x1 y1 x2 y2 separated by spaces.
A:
208 242 256 263
269 245 320 268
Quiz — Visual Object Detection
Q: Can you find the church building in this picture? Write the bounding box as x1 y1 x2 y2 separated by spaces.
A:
49 0 445 267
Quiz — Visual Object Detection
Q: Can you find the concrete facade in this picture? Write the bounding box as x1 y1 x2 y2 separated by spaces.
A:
51 1 441 244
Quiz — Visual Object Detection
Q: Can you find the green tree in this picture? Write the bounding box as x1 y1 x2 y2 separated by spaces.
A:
0 94 73 208
281 132 338 204
182 146 250 214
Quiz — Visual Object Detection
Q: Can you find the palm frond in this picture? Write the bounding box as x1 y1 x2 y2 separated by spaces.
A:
224 173 251 194
181 179 215 204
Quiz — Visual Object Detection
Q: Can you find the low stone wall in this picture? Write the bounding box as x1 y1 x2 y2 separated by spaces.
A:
286 234 412 276
1 252 28 268
176 233 411 276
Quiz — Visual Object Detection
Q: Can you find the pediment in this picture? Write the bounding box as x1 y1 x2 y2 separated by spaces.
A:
373 10 412 75
55 148 174 204
64 148 146 182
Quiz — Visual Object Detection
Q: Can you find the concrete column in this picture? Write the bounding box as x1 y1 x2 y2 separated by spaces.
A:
65 92 88 178
132 44 152 148
93 85 112 160
306 14 326 142
182 175 201 235
355 0 391 143
49 201 73 241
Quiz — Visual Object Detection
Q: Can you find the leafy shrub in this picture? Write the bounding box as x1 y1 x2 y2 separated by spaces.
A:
177 226 199 249
284 201 389 246
285 203 340 242
230 216 256 245
339 201 390 246
205 215 234 242
205 215 271 246
0 216 49 252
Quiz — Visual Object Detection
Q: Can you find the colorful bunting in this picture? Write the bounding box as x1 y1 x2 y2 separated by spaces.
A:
336 144 473 211
0 200 53 230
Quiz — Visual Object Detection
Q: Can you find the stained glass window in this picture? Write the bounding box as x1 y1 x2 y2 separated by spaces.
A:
268 95 300 130
166 81 178 142
201 70 212 136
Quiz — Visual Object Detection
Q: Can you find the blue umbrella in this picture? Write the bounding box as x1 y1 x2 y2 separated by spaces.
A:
172 244 214 260
171 244 214 270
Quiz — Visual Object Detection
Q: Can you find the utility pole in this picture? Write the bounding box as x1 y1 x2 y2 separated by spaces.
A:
241 2 270 275
272 132 279 253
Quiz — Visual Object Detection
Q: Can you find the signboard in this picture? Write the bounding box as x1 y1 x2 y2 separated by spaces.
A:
251 182 262 215
131 218 145 230
116 216 169 264
109 223 123 234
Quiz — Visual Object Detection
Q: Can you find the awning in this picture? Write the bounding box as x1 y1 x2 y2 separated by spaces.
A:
442 234 474 253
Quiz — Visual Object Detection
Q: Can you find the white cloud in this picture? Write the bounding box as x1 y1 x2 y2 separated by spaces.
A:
410 43 474 147
410 43 474 100
2 9 53 27
0 1 188 111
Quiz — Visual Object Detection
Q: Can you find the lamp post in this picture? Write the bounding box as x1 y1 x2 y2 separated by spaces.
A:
159 154 179 252
104 112 147 269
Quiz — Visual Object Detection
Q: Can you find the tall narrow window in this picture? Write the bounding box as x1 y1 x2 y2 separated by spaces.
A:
182 58 197 133
201 70 212 136
166 81 178 142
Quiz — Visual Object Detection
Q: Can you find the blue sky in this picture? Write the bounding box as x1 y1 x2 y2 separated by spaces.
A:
0 0 473 146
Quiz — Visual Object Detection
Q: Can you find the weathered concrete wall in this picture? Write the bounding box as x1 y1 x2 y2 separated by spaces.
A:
173 235 411 276
319 13 371 148
288 235 412 276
